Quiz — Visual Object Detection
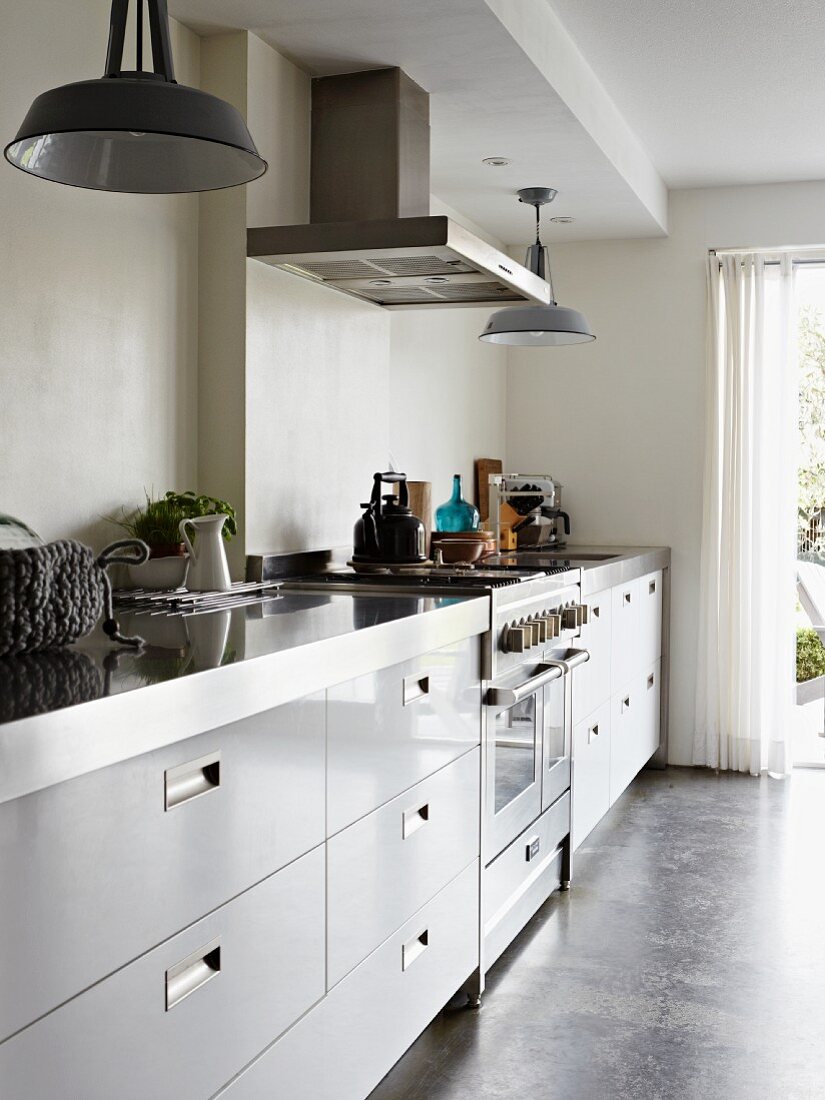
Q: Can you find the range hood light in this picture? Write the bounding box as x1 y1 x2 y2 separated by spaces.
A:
479 187 594 347
4 0 266 194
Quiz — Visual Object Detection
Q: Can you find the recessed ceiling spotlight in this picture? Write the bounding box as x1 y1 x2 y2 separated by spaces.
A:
482 156 511 167
550 216 575 224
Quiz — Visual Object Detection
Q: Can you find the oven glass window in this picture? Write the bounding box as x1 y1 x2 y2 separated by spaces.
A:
493 695 538 813
544 677 566 770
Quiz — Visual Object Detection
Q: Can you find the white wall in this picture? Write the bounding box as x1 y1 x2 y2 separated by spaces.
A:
506 181 825 764
241 35 507 555
389 309 508 511
0 2 200 547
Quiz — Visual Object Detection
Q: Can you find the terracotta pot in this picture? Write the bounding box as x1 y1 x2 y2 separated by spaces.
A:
149 542 186 559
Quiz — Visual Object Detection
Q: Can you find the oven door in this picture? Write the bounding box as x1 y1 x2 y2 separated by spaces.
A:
541 647 590 811
485 662 560 863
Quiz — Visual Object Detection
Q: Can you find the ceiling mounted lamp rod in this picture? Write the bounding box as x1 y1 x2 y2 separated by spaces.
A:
479 187 594 347
4 0 267 194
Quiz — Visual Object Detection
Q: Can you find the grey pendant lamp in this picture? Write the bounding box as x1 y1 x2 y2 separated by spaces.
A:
4 0 267 194
479 187 594 346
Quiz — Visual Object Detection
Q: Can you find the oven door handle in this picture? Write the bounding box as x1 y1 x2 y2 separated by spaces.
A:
486 663 564 709
561 648 590 673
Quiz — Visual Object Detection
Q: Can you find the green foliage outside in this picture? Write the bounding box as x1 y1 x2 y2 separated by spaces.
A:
797 627 825 683
798 305 825 545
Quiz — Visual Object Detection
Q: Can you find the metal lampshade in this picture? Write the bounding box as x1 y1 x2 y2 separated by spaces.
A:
4 0 266 194
479 304 594 346
479 187 594 347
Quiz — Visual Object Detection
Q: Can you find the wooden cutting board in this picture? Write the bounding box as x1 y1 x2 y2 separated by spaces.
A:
475 458 503 524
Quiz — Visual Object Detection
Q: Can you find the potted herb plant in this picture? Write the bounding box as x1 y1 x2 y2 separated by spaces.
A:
113 491 237 590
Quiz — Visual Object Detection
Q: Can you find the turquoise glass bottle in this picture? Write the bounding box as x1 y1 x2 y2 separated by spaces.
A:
435 474 480 532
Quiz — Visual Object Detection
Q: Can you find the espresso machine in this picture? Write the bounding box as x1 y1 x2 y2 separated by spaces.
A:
489 474 570 550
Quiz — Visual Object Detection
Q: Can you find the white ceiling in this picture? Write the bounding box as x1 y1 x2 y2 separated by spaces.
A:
171 0 667 243
170 0 825 241
545 0 825 188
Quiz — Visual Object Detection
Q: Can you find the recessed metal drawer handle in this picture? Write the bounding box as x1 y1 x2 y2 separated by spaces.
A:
166 938 221 1011
649 580 657 595
402 801 430 839
622 696 631 711
592 605 600 618
164 751 221 811
588 723 599 744
648 673 655 689
623 591 632 604
402 929 429 971
403 674 429 706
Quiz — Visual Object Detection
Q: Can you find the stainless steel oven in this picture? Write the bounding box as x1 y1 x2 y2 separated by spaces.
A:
485 646 588 863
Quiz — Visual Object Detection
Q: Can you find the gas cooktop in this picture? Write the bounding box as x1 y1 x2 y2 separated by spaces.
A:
284 562 573 591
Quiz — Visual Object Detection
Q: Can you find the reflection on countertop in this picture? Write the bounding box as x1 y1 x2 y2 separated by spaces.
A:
0 591 477 726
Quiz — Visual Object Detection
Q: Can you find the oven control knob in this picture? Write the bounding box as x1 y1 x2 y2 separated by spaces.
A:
562 606 579 630
503 623 529 653
518 619 536 649
532 617 548 644
576 603 589 625
543 613 562 638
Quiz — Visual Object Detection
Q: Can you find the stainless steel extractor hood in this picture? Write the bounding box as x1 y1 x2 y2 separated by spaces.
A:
247 68 550 310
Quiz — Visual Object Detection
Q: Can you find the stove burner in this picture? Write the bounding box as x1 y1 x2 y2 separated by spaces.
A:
288 561 573 590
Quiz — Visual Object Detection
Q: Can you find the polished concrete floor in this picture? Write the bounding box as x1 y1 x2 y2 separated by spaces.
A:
370 767 825 1100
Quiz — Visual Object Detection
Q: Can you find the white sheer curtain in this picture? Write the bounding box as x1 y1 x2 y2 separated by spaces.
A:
694 252 798 776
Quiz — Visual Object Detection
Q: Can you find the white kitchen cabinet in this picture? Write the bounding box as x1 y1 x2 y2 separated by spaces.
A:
641 659 662 763
327 747 479 988
572 699 611 848
609 661 662 806
609 683 638 804
0 694 326 1044
573 586 612 722
0 848 326 1100
327 637 481 835
217 861 479 1100
610 578 640 693
639 570 664 667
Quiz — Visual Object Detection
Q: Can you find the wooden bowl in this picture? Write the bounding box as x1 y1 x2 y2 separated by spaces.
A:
431 538 486 564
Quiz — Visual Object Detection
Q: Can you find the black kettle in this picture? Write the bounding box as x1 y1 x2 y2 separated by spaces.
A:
353 472 427 564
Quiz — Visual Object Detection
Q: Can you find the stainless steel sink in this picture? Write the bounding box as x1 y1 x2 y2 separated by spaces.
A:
518 551 621 561
565 553 621 561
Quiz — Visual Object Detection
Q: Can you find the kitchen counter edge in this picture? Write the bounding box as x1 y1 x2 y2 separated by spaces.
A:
0 595 489 808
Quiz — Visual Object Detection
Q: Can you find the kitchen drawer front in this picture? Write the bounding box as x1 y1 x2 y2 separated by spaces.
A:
573 586 612 721
0 847 326 1100
609 683 641 804
483 791 570 968
0 693 325 1044
327 747 480 988
217 860 479 1100
611 578 640 693
572 699 611 849
327 636 481 834
641 659 662 763
639 570 663 666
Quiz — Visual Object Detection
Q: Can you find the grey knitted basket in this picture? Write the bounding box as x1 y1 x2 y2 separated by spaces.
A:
0 538 148 657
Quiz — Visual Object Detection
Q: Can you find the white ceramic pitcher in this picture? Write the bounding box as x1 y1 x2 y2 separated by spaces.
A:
179 514 232 592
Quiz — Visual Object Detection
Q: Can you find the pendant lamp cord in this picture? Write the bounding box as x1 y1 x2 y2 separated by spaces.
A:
136 0 143 70
535 203 541 246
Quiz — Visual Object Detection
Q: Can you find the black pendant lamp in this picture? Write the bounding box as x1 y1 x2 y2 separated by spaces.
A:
4 0 267 194
479 187 594 346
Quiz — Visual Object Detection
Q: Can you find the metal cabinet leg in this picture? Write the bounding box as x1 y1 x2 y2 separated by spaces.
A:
559 834 572 890
463 966 484 1009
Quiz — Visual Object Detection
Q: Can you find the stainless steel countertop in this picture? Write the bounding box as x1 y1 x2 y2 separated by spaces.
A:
0 591 489 806
489 545 671 596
